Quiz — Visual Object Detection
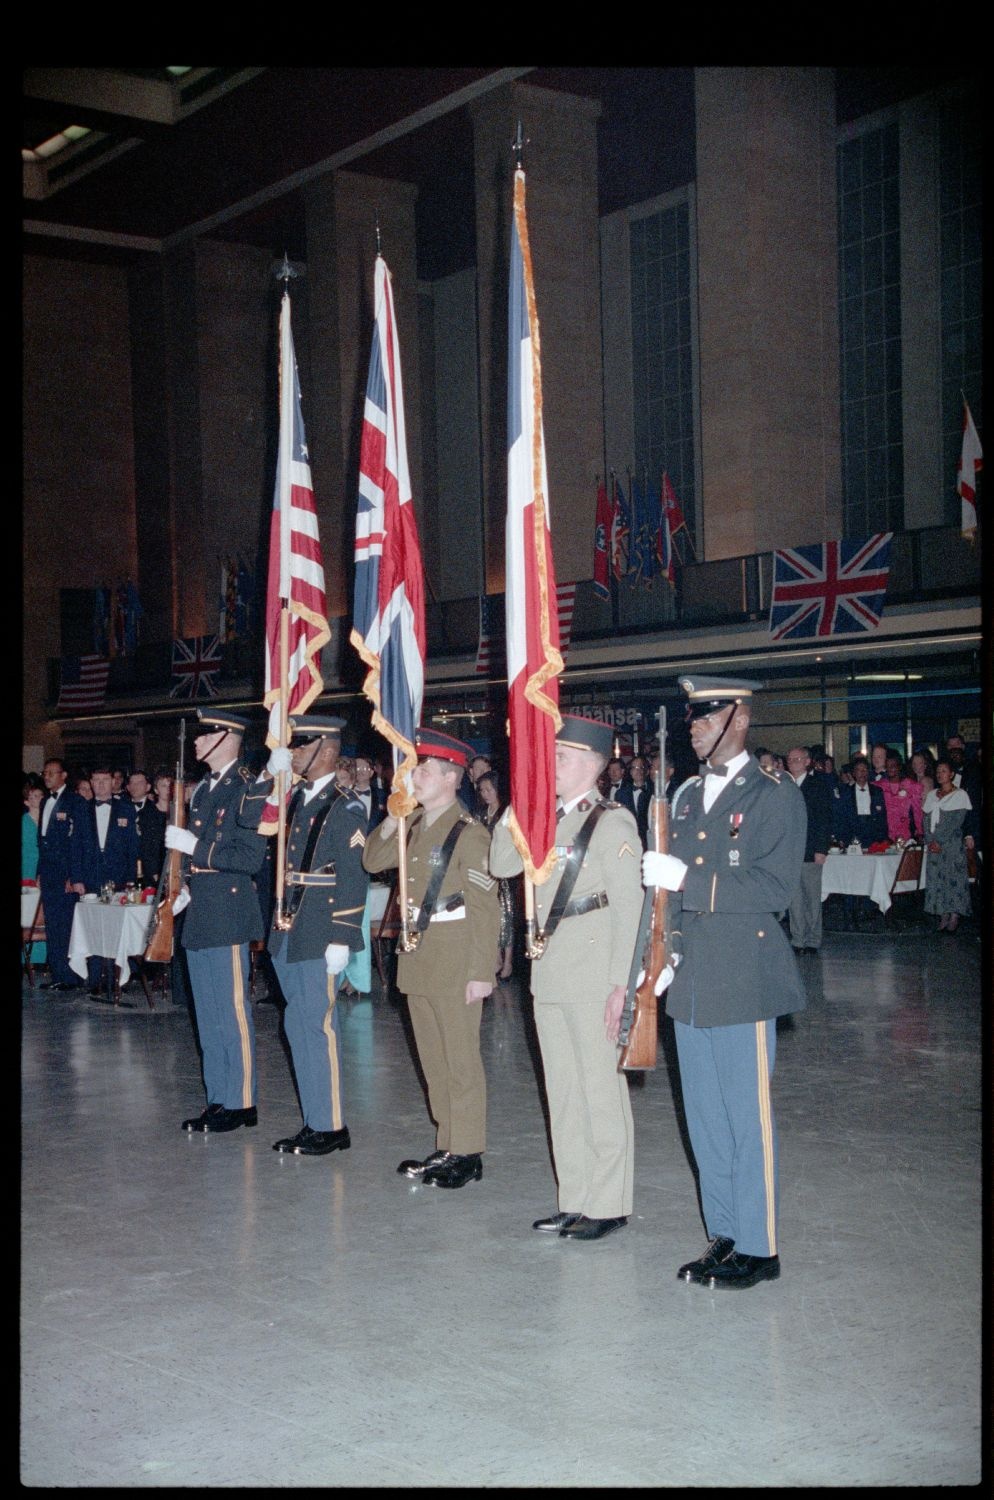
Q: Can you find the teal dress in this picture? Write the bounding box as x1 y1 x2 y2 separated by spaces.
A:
22 811 47 963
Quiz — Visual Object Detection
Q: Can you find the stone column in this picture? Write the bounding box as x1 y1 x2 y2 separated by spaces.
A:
470 81 603 591
695 67 842 558
305 170 421 623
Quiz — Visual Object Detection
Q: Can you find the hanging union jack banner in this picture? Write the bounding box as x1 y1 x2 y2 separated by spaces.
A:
170 635 222 697
769 533 893 641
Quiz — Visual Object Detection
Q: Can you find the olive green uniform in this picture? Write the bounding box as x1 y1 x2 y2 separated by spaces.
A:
363 803 500 1154
489 796 643 1218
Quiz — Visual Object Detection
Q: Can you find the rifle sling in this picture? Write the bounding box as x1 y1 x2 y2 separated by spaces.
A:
535 804 609 954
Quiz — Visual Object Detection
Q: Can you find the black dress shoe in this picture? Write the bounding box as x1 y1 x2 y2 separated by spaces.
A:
704 1251 780 1289
397 1150 449 1178
273 1125 350 1155
204 1106 258 1133
422 1153 482 1188
677 1235 735 1281
559 1215 627 1241
532 1212 581 1232
182 1103 225 1132
44 981 81 993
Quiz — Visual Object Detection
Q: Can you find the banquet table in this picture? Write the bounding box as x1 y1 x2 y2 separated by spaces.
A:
820 849 925 915
69 899 157 1005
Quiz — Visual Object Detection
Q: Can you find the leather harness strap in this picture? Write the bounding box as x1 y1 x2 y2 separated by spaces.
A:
534 803 609 954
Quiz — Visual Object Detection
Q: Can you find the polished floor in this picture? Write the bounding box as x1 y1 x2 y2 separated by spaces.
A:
21 918 982 1487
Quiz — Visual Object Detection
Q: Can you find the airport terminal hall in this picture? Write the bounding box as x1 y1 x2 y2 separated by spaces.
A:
22 66 983 1487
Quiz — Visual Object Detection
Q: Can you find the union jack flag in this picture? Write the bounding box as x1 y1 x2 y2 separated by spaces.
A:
170 635 222 698
769 534 893 641
263 292 330 744
350 255 426 818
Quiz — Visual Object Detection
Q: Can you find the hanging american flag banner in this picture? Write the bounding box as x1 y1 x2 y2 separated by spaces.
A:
505 166 563 886
170 635 222 698
57 654 110 712
475 595 495 676
769 534 893 641
958 398 982 539
350 255 426 818
557 582 577 658
263 292 330 747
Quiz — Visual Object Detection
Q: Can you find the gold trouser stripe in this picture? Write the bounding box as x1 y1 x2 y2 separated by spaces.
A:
755 1021 777 1255
324 974 343 1130
231 947 253 1109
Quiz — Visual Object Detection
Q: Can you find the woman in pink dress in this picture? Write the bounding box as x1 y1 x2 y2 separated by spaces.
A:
879 752 922 842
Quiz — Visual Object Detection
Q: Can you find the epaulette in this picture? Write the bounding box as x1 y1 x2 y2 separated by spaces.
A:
238 766 253 783
600 800 621 811
760 767 784 783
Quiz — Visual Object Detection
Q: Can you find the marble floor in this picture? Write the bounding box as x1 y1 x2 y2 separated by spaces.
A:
21 922 982 1488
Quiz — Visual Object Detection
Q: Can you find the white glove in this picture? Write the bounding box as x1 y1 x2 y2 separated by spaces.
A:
171 887 191 915
642 851 688 890
267 747 293 777
637 964 676 996
165 825 198 855
325 943 350 976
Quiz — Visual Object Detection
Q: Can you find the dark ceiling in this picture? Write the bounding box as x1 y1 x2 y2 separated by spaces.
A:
23 65 971 280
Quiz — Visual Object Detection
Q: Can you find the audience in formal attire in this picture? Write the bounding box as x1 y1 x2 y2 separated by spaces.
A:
617 755 652 846
786 746 834 954
37 759 87 991
126 770 166 887
910 750 936 799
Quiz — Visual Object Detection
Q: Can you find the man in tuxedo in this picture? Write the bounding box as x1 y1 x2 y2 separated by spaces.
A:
37 758 88 991
618 755 652 846
603 756 626 802
785 746 833 955
69 765 140 995
832 757 890 930
352 754 387 832
127 769 166 886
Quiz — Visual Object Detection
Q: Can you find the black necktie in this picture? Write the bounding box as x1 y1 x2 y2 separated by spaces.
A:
699 763 728 778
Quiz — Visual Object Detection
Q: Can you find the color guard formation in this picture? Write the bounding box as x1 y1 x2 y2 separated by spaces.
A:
148 675 805 1293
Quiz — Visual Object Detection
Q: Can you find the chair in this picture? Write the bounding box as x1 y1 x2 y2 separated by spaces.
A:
889 845 923 896
22 891 46 988
370 881 401 993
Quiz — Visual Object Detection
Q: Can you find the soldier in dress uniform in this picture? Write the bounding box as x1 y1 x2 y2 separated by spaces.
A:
489 715 643 1241
164 709 270 1134
261 716 369 1156
642 676 806 1289
362 728 500 1189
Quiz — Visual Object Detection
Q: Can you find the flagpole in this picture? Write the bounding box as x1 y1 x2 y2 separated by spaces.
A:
274 603 291 928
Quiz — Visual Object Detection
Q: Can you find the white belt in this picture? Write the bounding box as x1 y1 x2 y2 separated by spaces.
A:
409 904 466 925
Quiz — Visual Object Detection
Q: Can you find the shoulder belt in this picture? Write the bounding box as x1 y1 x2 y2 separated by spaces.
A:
412 812 473 936
535 803 609 954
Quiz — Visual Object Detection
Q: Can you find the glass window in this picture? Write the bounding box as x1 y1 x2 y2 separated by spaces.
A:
938 87 982 524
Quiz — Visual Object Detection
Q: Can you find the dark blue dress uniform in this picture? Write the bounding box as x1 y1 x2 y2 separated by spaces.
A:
666 754 806 1260
70 798 140 893
181 762 269 1113
37 785 87 986
265 776 369 1135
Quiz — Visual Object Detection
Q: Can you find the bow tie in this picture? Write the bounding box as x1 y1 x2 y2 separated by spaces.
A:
95 798 113 805
699 763 728 778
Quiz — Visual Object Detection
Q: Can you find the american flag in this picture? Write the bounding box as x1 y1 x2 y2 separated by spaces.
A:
350 255 426 819
505 167 563 886
475 594 495 676
170 635 222 698
57 654 109 712
263 292 330 746
958 399 982 539
557 582 577 658
769 534 893 641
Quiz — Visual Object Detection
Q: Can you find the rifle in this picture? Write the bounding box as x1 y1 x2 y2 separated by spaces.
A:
144 718 186 963
617 705 669 1070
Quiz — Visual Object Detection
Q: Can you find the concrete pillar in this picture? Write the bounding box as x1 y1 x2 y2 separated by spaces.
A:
470 81 603 590
899 94 943 529
695 67 842 558
305 170 421 622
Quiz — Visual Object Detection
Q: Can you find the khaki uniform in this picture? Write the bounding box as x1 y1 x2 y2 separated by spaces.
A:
363 803 499 1154
490 796 643 1217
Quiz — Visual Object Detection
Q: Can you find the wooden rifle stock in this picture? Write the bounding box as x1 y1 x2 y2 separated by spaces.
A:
145 720 186 963
618 709 669 1071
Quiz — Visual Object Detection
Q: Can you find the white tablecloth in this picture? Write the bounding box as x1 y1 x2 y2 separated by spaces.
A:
22 888 41 928
69 901 154 981
820 851 924 915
